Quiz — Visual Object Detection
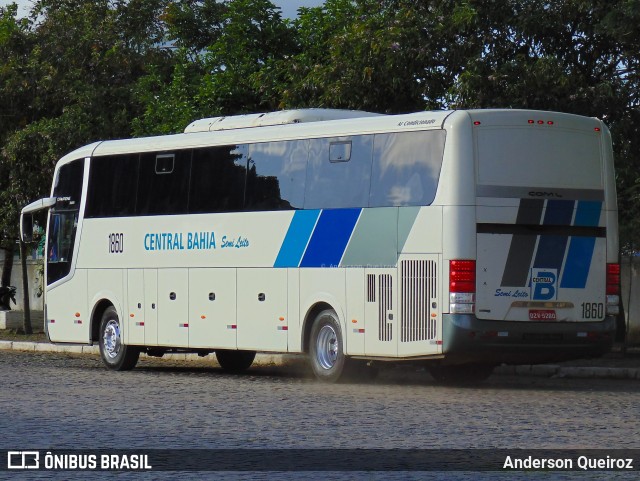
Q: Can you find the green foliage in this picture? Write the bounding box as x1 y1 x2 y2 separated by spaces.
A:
2 0 640 250
0 0 170 246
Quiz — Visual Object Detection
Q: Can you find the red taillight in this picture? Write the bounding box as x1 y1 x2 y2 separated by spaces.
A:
607 263 620 295
450 260 476 293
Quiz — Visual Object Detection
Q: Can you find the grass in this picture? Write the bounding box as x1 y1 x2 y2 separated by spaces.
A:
0 329 47 343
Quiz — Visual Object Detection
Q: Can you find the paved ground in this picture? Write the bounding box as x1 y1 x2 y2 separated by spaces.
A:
1 349 639 481
1 331 639 380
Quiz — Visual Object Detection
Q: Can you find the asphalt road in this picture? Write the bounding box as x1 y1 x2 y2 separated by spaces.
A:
1 350 638 481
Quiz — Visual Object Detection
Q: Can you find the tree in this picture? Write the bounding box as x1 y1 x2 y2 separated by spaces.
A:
0 3 35 314
445 0 640 246
0 0 175 328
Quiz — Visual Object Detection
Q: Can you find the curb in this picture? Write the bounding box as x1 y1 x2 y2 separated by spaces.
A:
1 340 638 380
0 340 293 368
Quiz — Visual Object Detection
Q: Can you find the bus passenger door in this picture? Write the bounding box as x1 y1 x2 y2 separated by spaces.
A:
236 269 288 352
127 269 145 346
157 268 189 348
364 268 397 357
189 268 237 350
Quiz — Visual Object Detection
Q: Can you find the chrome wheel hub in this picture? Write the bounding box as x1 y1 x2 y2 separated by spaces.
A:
316 324 338 370
103 319 121 359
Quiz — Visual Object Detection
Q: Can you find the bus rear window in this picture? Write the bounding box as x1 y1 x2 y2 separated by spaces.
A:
476 128 603 189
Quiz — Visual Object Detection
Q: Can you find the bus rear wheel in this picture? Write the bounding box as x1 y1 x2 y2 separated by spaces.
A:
428 364 494 384
99 306 139 371
309 309 346 382
215 350 256 372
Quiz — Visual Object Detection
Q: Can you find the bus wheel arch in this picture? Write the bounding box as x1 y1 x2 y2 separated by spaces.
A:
306 306 347 382
98 305 139 371
302 302 338 353
91 299 114 344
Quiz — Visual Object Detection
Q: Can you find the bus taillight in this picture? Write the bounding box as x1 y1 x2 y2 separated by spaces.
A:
606 263 620 315
450 260 476 314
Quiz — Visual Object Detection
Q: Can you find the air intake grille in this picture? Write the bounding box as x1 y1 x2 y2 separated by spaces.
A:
378 274 393 341
401 260 437 342
367 274 376 303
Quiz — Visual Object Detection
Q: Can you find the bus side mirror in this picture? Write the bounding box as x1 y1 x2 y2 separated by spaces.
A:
20 197 56 243
21 214 34 243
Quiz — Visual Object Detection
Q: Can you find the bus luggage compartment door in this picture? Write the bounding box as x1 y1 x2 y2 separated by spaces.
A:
236 269 288 352
188 268 237 350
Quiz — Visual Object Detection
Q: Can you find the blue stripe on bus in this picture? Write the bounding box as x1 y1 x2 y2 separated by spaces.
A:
273 210 320 268
532 200 574 272
300 209 361 267
532 235 568 271
560 201 603 289
542 199 575 225
573 200 602 226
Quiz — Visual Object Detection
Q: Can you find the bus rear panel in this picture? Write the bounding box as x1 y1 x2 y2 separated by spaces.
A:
444 110 618 365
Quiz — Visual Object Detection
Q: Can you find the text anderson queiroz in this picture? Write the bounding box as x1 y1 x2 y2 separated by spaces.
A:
503 455 634 470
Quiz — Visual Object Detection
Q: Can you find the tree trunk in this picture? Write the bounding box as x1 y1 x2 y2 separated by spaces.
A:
20 241 32 335
1 244 14 288
0 244 15 311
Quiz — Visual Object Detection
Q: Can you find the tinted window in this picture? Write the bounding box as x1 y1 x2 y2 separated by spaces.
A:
189 145 248 213
245 140 307 211
85 154 139 217
137 150 191 216
304 135 373 209
369 131 446 207
53 159 85 210
48 158 85 284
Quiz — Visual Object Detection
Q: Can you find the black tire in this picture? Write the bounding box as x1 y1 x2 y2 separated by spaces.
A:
99 306 139 371
215 350 256 372
309 309 346 382
428 364 494 384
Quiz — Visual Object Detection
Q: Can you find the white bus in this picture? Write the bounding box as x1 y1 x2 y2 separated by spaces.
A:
21 108 620 382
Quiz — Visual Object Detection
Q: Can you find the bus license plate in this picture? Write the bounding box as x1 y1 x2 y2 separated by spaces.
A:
529 309 557 321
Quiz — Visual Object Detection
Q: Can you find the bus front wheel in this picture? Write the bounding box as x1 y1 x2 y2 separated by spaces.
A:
215 350 256 372
99 306 139 371
309 309 346 382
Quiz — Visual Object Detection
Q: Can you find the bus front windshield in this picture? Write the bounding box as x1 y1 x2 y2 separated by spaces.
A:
47 159 84 285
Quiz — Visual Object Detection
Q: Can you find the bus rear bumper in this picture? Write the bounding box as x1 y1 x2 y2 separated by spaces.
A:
441 314 615 365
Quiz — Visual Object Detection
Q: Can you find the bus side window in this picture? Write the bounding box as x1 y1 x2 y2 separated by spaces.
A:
304 135 373 209
85 154 139 218
137 150 191 216
369 131 446 207
245 140 307 211
189 145 248 213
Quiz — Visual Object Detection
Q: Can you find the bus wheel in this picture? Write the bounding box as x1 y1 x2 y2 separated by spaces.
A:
309 309 346 382
428 364 494 384
215 350 256 372
99 306 139 371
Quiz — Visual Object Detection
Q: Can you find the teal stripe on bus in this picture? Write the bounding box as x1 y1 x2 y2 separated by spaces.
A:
273 210 320 268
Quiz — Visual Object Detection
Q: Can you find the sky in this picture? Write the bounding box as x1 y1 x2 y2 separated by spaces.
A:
0 0 325 19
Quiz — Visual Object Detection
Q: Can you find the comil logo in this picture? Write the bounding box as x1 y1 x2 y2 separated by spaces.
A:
7 451 40 470
531 268 558 301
